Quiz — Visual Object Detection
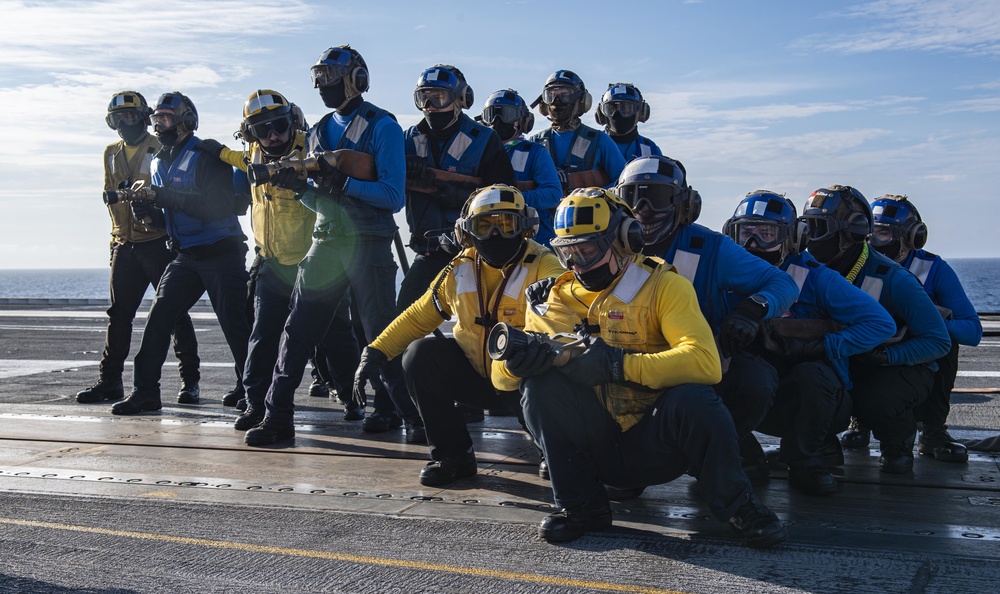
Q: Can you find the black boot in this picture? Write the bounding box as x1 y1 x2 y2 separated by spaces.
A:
787 465 838 496
918 426 969 463
244 417 295 447
234 405 265 431
419 453 477 486
405 419 427 444
841 417 871 449
76 378 125 403
308 378 330 398
362 410 402 433
739 434 770 482
728 492 788 548
177 382 200 404
539 489 613 543
222 385 245 407
111 390 162 415
879 432 916 474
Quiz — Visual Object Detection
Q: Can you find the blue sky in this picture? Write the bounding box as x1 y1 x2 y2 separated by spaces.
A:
1 0 998 268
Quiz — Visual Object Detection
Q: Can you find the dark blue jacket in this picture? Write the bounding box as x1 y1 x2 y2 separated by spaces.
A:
613 134 662 161
530 123 625 186
505 138 562 246
902 249 983 347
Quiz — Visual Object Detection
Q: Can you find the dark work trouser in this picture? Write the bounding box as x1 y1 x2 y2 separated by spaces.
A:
849 358 934 454
714 351 779 439
264 236 415 423
914 339 961 430
397 250 452 312
242 257 358 412
133 246 249 396
402 336 519 461
102 239 199 384
522 370 751 521
756 360 850 468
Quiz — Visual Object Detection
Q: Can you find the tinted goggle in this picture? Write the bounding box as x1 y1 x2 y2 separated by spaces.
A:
542 85 580 106
414 87 456 110
802 215 852 242
551 236 612 270
463 211 528 241
617 183 680 213
730 220 787 250
108 108 144 128
481 103 521 125
247 114 292 139
311 63 351 88
599 100 641 118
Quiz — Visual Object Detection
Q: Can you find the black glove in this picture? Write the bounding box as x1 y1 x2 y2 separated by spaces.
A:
352 347 387 408
856 345 889 367
556 169 570 195
431 180 478 209
780 337 827 366
130 200 164 230
525 277 556 309
312 157 347 194
504 338 556 378
271 166 309 194
196 138 225 159
558 336 625 387
719 298 767 357
405 155 429 180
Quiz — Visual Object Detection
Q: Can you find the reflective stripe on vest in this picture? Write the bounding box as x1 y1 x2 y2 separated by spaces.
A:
861 276 885 301
786 263 809 297
610 263 651 304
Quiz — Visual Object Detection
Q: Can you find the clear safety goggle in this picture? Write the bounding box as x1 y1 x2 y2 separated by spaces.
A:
599 100 641 118
311 63 351 88
730 220 787 250
551 235 612 270
151 111 177 129
247 114 292 139
869 224 901 247
414 87 456 110
481 103 521 125
542 85 580 106
108 108 144 128
463 211 528 241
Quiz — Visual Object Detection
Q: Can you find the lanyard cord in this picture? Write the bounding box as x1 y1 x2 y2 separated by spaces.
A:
475 254 515 375
846 242 869 284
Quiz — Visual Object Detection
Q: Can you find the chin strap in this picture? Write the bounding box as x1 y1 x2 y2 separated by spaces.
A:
845 242 869 284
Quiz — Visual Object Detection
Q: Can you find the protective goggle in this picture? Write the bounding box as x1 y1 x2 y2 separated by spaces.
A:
617 183 681 213
151 111 178 130
802 215 852 242
247 114 292 139
868 224 900 247
481 103 521 125
730 220 787 250
107 108 144 128
311 63 351 88
414 87 456 110
462 211 528 241
542 85 580 106
599 100 641 118
551 235 612 270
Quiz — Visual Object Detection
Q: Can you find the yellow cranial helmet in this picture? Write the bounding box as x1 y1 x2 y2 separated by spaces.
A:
456 184 538 245
550 187 643 268
243 89 291 120
105 90 152 129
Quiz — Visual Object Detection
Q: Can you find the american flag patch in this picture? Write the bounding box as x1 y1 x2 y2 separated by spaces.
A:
608 310 625 320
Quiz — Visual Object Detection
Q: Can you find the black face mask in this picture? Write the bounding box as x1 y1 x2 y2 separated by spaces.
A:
607 113 637 136
491 121 517 142
576 260 617 291
807 235 841 264
319 80 348 110
873 238 902 261
475 236 523 268
425 110 458 132
155 126 180 147
118 122 148 146
548 103 576 123
749 245 784 266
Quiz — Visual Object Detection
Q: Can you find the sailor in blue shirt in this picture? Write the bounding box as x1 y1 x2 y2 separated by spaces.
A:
248 45 422 447
867 194 983 463
725 191 896 495
595 83 662 161
479 89 562 247
616 155 799 480
528 70 625 195
802 185 951 474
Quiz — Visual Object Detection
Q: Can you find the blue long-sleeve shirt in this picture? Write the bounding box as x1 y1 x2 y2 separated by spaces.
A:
658 223 799 333
300 107 405 215
845 249 951 367
529 124 626 187
505 137 562 246
902 249 983 347
776 251 897 389
612 134 662 161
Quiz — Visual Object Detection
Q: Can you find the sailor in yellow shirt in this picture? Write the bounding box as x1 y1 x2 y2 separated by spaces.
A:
353 185 565 487
492 188 787 548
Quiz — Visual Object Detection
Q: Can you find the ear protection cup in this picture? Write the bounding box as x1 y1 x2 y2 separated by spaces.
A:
239 120 255 143
524 205 539 239
900 199 928 249
521 112 535 135
578 90 592 115
682 189 702 225
289 103 307 131
638 101 650 123
537 99 549 118
615 215 645 255
845 212 871 242
351 65 369 94
792 219 809 253
594 109 607 126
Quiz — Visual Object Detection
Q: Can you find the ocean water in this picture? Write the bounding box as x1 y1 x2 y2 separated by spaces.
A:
1 258 998 312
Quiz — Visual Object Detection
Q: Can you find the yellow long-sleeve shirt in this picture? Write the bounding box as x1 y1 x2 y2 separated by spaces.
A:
492 255 722 430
